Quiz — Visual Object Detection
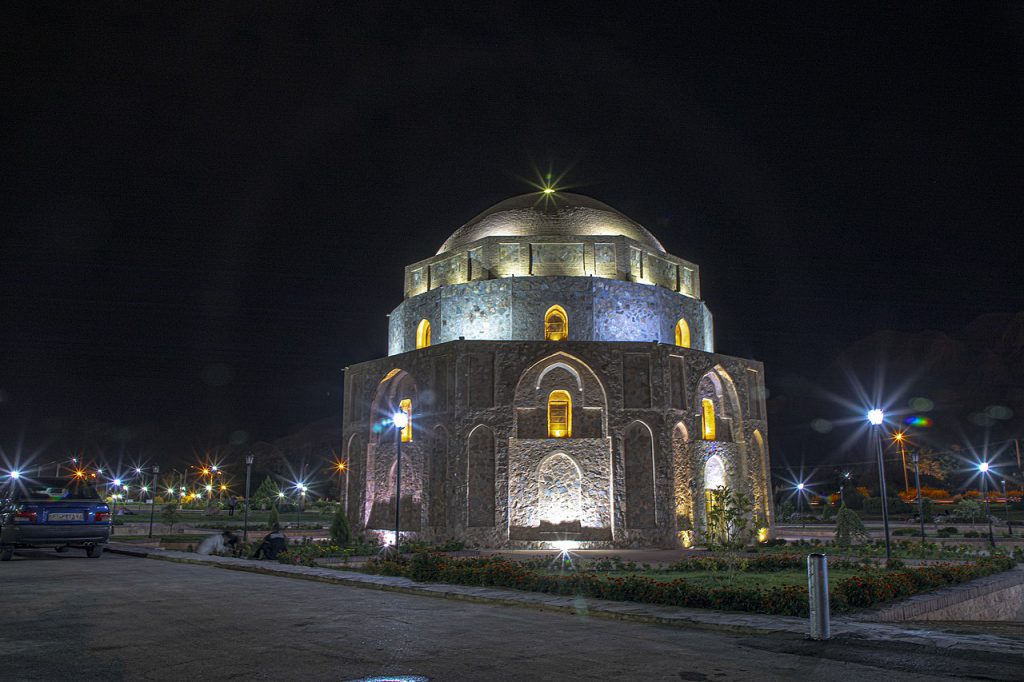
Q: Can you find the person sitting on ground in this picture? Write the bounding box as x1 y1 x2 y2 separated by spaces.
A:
196 530 240 556
251 524 288 560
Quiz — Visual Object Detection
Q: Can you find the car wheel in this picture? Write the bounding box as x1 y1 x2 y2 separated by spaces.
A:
86 545 104 559
1 546 13 561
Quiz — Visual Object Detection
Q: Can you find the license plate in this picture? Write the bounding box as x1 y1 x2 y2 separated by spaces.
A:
48 513 83 521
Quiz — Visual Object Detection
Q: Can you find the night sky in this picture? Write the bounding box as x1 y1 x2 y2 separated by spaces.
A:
3 4 1023 471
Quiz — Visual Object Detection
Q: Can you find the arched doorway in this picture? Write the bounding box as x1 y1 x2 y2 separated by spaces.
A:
703 454 727 542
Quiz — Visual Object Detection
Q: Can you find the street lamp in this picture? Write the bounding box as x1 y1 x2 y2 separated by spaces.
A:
148 466 159 538
979 462 995 547
1003 480 1012 536
796 483 806 528
893 431 911 493
867 408 892 562
335 460 348 510
243 453 254 543
296 483 307 527
392 409 409 550
910 452 925 540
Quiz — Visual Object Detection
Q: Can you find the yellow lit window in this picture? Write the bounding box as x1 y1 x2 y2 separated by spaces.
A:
544 305 568 341
547 390 572 438
701 398 716 441
416 319 431 349
399 398 412 442
675 318 690 348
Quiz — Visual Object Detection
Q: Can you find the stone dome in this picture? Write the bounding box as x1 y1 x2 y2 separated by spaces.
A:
436 192 666 255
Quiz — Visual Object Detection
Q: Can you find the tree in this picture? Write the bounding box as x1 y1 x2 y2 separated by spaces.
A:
267 505 280 530
834 505 870 547
251 476 280 510
161 504 180 532
330 505 351 547
954 497 982 528
705 486 755 549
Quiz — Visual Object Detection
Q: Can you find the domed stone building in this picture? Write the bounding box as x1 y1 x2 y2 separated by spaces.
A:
341 191 772 548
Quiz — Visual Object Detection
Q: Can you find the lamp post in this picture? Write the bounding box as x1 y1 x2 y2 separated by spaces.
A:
392 410 409 550
336 460 348 508
979 462 995 548
147 466 159 538
243 453 254 543
867 409 892 562
839 472 850 506
795 483 806 527
910 453 925 540
296 484 307 527
893 431 911 493
1003 479 1012 536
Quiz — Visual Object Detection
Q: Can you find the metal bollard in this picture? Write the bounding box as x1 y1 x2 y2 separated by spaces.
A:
807 553 830 640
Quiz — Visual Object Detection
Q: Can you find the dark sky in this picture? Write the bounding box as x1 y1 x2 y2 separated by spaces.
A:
3 3 1023 469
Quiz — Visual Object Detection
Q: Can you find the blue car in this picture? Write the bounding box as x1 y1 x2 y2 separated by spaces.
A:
0 477 111 560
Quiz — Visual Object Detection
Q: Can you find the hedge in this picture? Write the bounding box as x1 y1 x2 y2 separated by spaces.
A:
358 552 1015 617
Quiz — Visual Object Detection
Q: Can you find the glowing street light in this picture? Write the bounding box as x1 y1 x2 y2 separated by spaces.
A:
892 431 911 493
392 409 410 550
867 408 892 562
8 470 21 480
978 461 995 547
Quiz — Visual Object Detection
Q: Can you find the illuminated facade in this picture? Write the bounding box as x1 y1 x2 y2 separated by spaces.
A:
342 192 772 548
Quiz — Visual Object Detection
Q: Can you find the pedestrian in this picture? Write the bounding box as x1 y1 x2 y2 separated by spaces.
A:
228 495 237 516
251 524 288 560
197 530 240 556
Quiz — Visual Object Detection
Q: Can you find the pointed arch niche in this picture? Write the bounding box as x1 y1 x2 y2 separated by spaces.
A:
696 366 740 442
623 421 656 528
416 319 431 349
544 305 568 341
547 390 572 438
675 318 691 348
467 425 496 527
538 453 582 525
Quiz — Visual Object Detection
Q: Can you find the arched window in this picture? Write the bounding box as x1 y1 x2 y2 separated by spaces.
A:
398 398 412 442
544 305 568 341
675 318 691 348
547 390 572 438
415 319 431 349
701 398 716 441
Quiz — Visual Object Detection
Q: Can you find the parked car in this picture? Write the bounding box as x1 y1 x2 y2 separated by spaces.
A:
0 477 111 560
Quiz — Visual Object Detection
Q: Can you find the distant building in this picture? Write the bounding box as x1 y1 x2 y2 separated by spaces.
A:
341 192 772 547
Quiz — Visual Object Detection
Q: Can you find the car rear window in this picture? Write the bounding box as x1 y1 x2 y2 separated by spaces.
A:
7 479 102 501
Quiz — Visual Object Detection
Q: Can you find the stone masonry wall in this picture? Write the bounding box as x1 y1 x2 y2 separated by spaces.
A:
342 339 772 549
388 277 712 356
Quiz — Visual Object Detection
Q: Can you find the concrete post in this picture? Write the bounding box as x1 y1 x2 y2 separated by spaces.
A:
807 553 830 640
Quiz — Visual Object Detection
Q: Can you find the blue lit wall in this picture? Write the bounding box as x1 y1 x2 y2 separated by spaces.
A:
387 276 713 355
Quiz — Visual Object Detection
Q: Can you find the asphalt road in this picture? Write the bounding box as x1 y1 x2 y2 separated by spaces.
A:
2 549 1020 681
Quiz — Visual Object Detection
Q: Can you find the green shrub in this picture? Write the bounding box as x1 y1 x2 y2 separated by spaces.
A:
160 504 180 532
834 505 870 547
267 506 280 530
358 553 1016 617
329 506 351 546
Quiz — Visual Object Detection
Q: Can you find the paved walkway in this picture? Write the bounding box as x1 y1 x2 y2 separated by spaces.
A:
107 542 1024 656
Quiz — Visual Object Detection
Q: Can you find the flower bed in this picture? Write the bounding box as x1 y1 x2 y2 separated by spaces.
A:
357 552 1016 617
